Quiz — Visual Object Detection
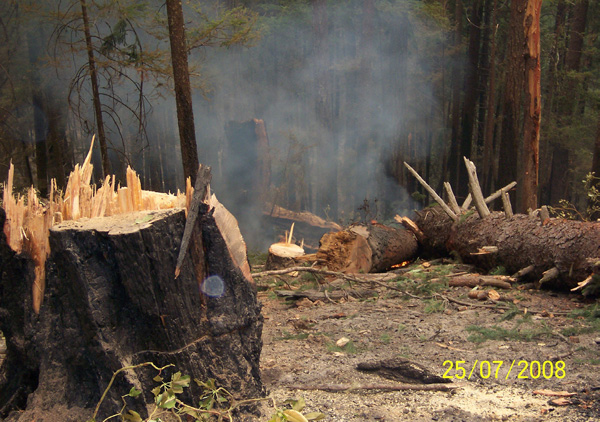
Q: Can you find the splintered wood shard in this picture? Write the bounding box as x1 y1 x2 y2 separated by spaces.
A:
3 139 187 313
463 157 490 218
175 164 212 278
403 162 457 221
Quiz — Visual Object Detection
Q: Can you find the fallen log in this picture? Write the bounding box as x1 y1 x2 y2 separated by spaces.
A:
415 207 600 290
316 223 418 273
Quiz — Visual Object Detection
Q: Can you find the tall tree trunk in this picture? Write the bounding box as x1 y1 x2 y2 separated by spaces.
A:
589 115 600 220
498 0 525 204
447 0 464 192
27 29 48 198
458 0 483 198
482 0 498 192
166 0 199 183
79 0 110 178
539 0 568 206
519 0 542 212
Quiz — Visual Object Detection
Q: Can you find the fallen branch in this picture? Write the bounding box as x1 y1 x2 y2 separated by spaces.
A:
275 289 378 301
284 383 460 392
447 274 514 289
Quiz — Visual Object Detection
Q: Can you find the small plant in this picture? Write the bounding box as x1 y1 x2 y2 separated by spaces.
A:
87 362 324 422
424 299 445 314
549 172 600 221
268 397 325 422
380 333 392 344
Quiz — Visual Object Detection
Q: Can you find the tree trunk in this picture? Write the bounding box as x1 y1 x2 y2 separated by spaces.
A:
481 0 498 192
447 0 464 192
316 224 418 273
519 0 542 212
166 0 199 183
498 0 525 204
590 116 600 220
80 0 110 178
415 207 600 289
458 0 483 197
0 206 263 421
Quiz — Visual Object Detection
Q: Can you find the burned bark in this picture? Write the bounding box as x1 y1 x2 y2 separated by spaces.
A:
415 207 600 290
0 206 263 421
316 224 418 273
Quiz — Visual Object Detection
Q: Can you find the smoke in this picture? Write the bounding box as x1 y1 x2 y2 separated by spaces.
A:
189 0 444 246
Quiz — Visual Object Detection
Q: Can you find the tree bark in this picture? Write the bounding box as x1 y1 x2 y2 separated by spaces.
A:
316 224 418 273
498 0 525 204
519 0 542 212
166 0 199 183
0 206 263 421
415 207 600 289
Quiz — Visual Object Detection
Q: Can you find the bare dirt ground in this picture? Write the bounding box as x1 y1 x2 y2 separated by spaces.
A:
257 260 600 421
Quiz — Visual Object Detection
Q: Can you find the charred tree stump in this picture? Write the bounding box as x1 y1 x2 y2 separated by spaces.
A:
0 204 264 421
316 224 418 273
415 207 600 290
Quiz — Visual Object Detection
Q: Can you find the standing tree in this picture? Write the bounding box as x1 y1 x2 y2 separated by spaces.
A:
519 0 542 212
166 0 199 183
79 0 111 177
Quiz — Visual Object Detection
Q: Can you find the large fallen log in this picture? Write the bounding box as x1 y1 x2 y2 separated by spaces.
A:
0 159 264 421
316 223 418 273
405 158 600 291
415 206 600 290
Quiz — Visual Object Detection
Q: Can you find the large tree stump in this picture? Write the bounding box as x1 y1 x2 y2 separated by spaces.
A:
0 204 264 421
316 224 418 273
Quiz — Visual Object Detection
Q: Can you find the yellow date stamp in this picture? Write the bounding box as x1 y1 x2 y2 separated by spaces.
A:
442 360 566 380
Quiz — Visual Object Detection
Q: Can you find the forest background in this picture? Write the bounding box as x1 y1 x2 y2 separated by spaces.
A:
1 0 599 249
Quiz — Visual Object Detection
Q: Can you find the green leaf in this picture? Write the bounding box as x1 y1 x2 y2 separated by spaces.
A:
304 412 326 421
172 374 191 389
122 410 143 422
153 375 163 383
151 386 161 397
292 397 306 412
128 387 142 398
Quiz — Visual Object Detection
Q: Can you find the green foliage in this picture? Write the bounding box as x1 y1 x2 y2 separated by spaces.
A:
424 298 445 314
88 362 324 422
549 173 600 221
489 266 508 276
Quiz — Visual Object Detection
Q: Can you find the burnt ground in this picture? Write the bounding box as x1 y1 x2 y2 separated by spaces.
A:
257 259 600 421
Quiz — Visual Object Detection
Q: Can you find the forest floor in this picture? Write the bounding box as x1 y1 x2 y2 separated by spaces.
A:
256 258 600 421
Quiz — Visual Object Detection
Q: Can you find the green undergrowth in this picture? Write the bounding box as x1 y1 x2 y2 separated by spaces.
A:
562 304 600 336
466 318 553 344
86 362 324 422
